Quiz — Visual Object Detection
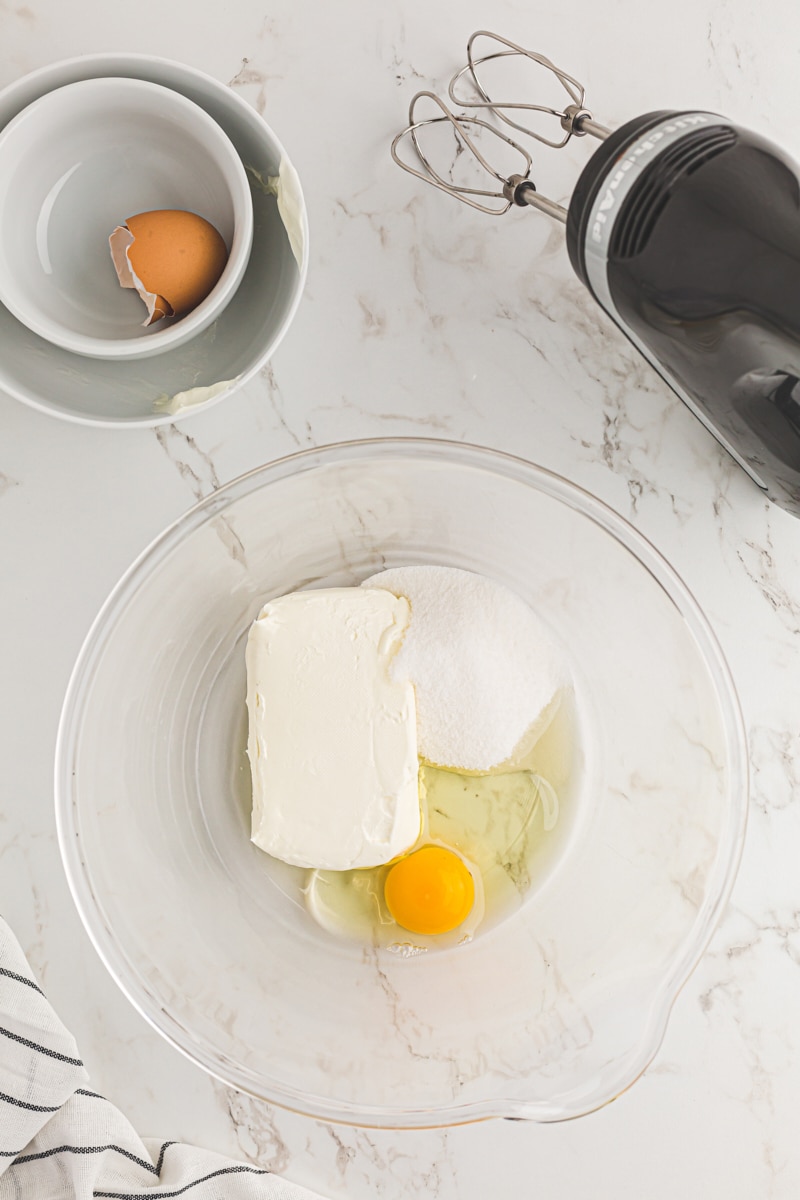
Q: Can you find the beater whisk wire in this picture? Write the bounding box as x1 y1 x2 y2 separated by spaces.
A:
390 90 534 216
449 30 587 149
449 30 611 146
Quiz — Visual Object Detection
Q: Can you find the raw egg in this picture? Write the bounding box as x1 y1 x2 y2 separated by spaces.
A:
109 210 228 326
305 838 484 955
385 845 475 935
302 760 567 953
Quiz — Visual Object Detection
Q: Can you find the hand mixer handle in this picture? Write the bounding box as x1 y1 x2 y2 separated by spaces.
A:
567 110 800 514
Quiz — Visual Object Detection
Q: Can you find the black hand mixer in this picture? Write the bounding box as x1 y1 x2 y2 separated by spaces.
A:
391 31 800 516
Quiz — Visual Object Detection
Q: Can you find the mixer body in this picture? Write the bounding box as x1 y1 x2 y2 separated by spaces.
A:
566 111 800 515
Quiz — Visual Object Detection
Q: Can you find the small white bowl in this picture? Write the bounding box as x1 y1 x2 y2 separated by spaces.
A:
0 77 253 360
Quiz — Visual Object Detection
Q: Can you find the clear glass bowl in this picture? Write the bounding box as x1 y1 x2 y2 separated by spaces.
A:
55 440 748 1127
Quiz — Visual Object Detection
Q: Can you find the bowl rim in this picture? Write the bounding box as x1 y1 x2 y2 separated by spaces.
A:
0 52 308 423
54 437 749 1127
0 74 253 360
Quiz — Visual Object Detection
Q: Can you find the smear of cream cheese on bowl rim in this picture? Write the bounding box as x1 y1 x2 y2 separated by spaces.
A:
246 158 306 268
152 376 241 416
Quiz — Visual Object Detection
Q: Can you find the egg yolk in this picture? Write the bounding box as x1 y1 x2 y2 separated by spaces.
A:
384 845 475 936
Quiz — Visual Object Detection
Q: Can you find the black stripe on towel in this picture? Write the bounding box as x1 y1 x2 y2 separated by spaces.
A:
0 966 44 995
94 1164 270 1198
0 1023 83 1066
155 1142 176 1173
13 1142 160 1175
3 1136 175 1174
0 1089 61 1113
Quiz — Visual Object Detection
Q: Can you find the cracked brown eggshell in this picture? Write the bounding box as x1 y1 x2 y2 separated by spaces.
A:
109 209 228 326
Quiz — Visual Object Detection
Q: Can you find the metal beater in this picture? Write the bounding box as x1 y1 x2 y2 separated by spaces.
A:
391 31 610 220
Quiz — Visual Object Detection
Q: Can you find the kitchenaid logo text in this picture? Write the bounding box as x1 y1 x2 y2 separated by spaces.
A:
590 114 711 244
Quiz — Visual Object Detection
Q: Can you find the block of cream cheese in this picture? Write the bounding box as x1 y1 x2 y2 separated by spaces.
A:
245 587 420 870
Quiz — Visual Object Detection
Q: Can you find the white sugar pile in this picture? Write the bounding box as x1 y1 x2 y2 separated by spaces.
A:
362 565 566 771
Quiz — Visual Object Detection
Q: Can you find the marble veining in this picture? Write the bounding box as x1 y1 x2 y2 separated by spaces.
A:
228 58 270 117
155 423 224 501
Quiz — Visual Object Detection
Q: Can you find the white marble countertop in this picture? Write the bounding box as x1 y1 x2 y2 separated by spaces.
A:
3 1 800 1195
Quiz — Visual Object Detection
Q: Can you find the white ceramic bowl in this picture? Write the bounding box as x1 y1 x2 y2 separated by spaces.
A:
0 56 307 421
0 77 253 360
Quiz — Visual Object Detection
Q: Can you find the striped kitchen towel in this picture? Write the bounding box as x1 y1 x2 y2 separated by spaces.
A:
0 916 326 1199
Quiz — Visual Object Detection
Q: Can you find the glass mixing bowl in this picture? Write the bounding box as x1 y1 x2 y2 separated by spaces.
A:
55 440 747 1127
